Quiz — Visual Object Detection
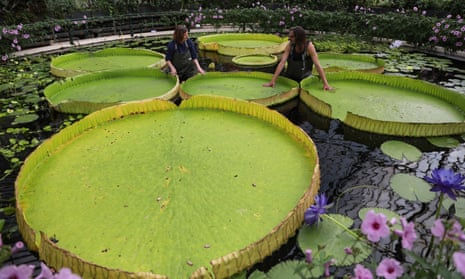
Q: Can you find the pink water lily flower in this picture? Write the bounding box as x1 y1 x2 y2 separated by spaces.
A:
453 251 465 277
376 258 404 279
352 264 373 279
361 210 390 242
393 217 417 250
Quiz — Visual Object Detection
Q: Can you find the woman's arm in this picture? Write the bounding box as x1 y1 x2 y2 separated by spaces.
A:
263 42 291 87
308 42 332 90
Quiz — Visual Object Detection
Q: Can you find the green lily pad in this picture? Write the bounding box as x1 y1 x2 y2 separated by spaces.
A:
44 68 179 114
426 136 461 148
358 207 402 230
11 113 39 125
442 198 465 219
197 33 288 56
300 71 465 137
389 173 435 202
232 54 278 68
16 96 320 279
297 214 370 266
180 71 299 106
380 140 422 161
249 260 318 279
317 53 385 74
50 47 166 77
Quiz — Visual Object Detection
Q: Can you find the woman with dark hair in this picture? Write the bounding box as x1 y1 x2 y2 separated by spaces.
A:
165 25 205 82
263 26 332 90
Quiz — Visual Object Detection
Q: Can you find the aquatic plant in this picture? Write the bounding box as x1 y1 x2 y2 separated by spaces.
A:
250 167 465 278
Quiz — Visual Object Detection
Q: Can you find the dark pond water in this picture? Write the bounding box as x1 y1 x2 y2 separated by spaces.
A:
1 35 465 277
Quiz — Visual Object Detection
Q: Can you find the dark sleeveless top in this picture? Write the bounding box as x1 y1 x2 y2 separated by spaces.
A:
166 39 198 82
284 41 314 82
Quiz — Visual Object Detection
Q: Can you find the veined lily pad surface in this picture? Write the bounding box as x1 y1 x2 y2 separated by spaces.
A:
197 33 288 56
317 53 385 74
180 72 299 106
232 54 278 68
50 47 166 77
300 71 465 137
44 68 179 114
15 96 320 279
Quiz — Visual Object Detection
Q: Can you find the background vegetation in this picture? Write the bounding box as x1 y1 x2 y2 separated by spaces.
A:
2 0 465 59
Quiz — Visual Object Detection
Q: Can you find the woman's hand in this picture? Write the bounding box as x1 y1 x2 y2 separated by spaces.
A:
263 81 275 87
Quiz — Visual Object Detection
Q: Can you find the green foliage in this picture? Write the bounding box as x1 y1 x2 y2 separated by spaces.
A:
298 214 371 266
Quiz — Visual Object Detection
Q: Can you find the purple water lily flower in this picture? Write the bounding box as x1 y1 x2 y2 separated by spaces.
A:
424 168 465 200
304 193 330 226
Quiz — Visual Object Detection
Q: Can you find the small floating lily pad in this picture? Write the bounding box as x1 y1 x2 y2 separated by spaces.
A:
443 198 465 219
44 68 179 114
180 71 299 106
390 173 435 202
426 136 461 148
300 71 465 137
249 260 319 279
380 140 422 161
50 47 166 77
232 54 278 68
297 214 370 266
317 53 385 74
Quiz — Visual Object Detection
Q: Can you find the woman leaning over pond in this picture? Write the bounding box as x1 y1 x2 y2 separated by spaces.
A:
263 26 332 90
165 25 205 82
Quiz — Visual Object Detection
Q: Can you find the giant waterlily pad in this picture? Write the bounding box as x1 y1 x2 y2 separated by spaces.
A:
15 96 320 279
180 71 299 107
197 33 288 56
317 53 385 74
44 68 179 114
300 71 465 137
232 54 278 68
50 47 165 77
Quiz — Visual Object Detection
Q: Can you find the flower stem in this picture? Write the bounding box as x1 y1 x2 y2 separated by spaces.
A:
425 193 444 258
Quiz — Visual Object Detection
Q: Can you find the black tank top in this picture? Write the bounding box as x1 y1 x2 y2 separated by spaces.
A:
285 42 314 82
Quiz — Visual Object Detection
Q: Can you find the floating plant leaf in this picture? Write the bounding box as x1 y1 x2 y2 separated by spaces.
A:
380 140 422 161
16 96 320 279
11 113 39 125
426 136 461 148
248 260 319 279
297 214 370 266
300 71 465 137
390 173 435 202
358 207 402 231
232 54 278 67
197 33 287 56
442 198 465 219
248 270 268 279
